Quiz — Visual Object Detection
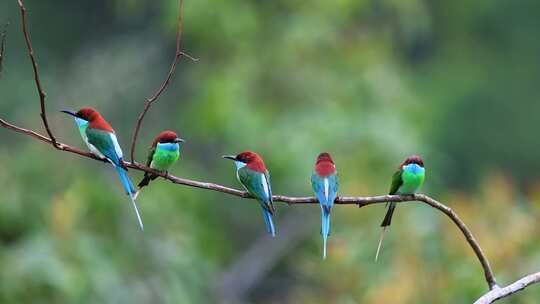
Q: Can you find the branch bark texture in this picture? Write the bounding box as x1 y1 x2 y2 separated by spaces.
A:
474 272 540 304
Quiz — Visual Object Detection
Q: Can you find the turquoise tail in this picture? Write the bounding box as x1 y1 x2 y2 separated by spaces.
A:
321 207 331 259
115 165 136 195
115 166 144 231
261 208 276 237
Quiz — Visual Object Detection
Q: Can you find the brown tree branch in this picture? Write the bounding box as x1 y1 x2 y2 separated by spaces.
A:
413 193 498 290
0 117 498 290
474 272 540 303
129 0 196 163
17 0 58 147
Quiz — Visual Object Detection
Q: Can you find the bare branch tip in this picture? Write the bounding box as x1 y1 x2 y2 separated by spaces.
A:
130 0 189 163
180 51 199 62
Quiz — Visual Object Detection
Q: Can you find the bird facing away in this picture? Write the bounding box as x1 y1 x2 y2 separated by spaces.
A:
311 152 339 259
223 151 276 236
61 107 144 231
137 130 184 191
375 155 425 261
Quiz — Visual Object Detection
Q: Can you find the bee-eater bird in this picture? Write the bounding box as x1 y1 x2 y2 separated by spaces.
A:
61 107 144 231
223 151 276 237
311 152 339 259
137 130 184 191
375 155 425 261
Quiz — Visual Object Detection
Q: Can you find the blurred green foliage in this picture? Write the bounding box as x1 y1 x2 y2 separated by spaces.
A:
1 0 540 303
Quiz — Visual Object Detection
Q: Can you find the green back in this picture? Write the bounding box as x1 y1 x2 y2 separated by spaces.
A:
85 127 124 168
85 128 114 153
237 167 273 211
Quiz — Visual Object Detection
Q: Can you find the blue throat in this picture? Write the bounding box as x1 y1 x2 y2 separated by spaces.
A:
157 142 180 152
74 117 88 127
403 163 424 175
235 161 247 170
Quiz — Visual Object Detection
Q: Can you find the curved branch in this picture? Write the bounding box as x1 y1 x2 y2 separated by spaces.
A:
0 117 497 290
129 0 197 162
17 0 58 147
413 194 498 290
474 272 540 304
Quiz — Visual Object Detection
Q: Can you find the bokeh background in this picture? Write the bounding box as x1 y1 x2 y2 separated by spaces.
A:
1 0 540 303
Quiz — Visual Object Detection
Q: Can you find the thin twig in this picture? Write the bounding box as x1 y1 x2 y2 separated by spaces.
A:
0 22 8 79
130 0 191 162
17 0 58 147
474 272 540 304
179 51 199 62
0 118 107 162
0 116 497 290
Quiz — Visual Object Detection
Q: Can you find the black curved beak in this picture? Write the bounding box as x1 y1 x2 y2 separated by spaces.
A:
222 155 236 161
61 110 77 117
174 138 185 143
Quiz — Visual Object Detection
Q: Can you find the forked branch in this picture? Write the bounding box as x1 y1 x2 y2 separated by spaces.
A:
474 272 540 303
17 0 58 147
129 0 197 163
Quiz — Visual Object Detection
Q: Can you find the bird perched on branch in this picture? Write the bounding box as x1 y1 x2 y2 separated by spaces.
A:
311 152 339 259
376 155 425 261
137 130 184 192
61 107 144 231
223 151 276 236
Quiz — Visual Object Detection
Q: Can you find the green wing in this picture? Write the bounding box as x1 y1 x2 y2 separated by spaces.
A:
146 147 156 167
85 128 123 167
86 128 112 151
388 169 403 195
139 146 157 185
238 167 274 213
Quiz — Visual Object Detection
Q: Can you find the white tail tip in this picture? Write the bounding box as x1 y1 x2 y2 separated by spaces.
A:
129 194 144 231
323 237 328 260
375 226 387 262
